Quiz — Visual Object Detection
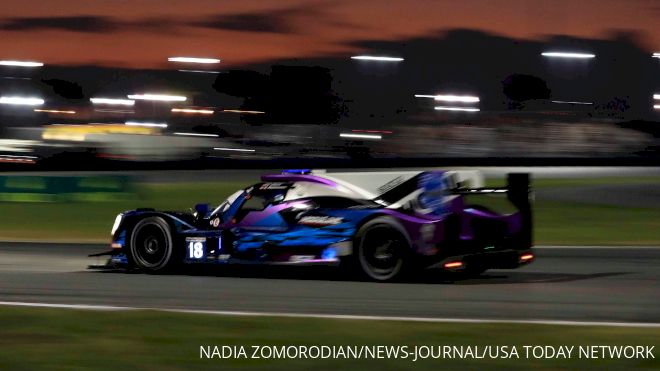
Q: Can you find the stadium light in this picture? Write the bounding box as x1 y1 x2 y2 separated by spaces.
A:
178 70 221 74
91 98 135 106
168 57 221 64
436 95 479 103
34 109 76 114
221 109 265 114
352 129 393 134
0 60 44 67
171 108 214 114
0 154 37 159
350 56 404 62
0 138 39 153
415 94 480 103
434 106 480 112
174 132 219 137
125 121 167 128
0 96 44 106
0 154 38 164
541 52 595 59
339 133 382 140
127 94 187 102
551 100 593 105
213 147 255 152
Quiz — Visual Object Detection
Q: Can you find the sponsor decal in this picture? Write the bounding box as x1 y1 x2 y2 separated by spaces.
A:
298 216 343 226
377 176 405 193
260 183 288 190
210 217 220 227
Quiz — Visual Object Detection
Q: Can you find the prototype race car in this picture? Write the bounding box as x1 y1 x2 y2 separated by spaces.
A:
94 169 534 281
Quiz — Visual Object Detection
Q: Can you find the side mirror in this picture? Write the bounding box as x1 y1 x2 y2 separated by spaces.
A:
193 203 210 219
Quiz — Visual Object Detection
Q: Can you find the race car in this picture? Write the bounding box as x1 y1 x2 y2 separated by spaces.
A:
94 169 534 281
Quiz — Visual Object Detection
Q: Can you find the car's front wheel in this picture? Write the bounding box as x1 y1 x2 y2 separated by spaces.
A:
127 216 176 273
354 217 411 282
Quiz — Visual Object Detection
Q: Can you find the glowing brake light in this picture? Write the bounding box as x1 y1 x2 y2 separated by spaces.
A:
443 261 463 269
520 253 534 262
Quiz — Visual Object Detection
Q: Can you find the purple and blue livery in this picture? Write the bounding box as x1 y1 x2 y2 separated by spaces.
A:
95 169 534 281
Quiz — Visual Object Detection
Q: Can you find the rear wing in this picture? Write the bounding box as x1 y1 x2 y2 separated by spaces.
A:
454 173 533 247
452 173 531 204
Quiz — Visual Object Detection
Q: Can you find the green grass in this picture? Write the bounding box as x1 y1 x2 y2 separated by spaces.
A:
535 200 660 245
529 177 660 189
0 306 658 370
0 181 248 242
0 177 659 245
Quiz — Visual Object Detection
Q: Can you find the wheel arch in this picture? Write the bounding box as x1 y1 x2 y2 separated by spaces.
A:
350 213 414 281
352 213 413 252
121 211 185 235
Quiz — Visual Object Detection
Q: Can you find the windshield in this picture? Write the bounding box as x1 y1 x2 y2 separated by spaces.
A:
210 189 244 217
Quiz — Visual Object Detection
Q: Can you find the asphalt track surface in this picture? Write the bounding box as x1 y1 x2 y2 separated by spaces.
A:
1 243 659 323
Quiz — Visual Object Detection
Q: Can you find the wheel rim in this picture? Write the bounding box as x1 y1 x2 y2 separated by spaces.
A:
132 223 169 268
359 225 404 280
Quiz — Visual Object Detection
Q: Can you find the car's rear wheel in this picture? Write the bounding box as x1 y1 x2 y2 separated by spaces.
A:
354 217 411 282
127 216 176 273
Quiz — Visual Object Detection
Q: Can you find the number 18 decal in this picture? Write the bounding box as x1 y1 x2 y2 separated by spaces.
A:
186 238 205 259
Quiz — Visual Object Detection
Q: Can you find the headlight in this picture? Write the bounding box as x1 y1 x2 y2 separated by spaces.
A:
111 214 123 236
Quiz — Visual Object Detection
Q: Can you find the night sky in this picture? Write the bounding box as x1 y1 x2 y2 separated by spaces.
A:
0 0 657 67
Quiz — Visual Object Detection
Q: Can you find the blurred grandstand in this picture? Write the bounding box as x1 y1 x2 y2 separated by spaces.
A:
1 29 659 168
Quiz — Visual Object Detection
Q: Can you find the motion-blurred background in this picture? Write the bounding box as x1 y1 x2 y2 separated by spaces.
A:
0 1 659 168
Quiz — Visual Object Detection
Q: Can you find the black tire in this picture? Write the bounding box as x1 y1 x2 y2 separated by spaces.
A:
353 217 411 282
127 216 176 273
